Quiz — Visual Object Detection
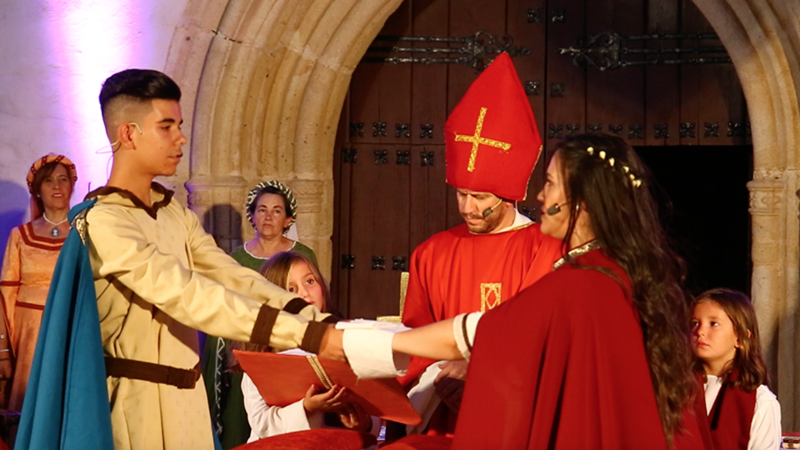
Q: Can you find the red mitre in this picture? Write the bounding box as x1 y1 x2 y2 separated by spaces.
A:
445 52 542 201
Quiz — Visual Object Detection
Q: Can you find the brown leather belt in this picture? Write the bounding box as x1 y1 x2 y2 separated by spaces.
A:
104 356 201 389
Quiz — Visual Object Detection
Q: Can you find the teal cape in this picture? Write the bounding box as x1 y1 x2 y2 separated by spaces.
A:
15 199 114 449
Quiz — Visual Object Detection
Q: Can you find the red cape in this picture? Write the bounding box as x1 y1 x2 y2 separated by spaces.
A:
453 249 710 449
400 222 562 386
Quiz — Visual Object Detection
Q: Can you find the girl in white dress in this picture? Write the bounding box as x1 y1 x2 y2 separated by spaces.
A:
237 251 373 442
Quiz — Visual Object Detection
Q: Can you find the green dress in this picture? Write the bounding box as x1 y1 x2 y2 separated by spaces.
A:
227 240 318 272
202 240 317 449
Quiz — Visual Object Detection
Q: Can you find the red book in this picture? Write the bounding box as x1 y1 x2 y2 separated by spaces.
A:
234 350 421 426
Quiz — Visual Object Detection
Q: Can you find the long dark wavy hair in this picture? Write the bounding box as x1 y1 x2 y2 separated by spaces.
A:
693 288 767 391
554 134 695 446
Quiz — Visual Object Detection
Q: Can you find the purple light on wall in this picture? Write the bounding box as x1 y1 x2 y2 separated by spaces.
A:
47 1 145 200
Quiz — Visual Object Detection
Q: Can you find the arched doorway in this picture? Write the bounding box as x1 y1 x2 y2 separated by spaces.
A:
330 0 753 320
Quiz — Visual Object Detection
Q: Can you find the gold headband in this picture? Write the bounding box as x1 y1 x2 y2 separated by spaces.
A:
586 146 642 188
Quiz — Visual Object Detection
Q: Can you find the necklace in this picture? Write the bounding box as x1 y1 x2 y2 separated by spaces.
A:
553 240 602 270
43 213 68 237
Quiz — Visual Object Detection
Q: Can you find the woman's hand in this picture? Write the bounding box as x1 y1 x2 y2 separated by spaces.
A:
302 384 347 414
337 403 371 432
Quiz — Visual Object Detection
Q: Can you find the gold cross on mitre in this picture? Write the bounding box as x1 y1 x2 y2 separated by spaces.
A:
455 107 512 172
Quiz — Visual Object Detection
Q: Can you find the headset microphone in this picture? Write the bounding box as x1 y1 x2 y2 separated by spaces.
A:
482 198 505 218
545 202 567 216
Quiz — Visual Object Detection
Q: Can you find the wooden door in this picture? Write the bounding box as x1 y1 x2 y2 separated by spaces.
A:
333 0 750 319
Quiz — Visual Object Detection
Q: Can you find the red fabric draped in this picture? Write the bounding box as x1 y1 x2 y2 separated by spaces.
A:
453 249 709 450
230 429 376 450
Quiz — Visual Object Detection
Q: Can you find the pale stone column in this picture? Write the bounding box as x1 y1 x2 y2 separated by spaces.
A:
748 177 789 398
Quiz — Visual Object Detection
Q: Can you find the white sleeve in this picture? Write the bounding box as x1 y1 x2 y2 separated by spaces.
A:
340 321 410 379
405 362 444 435
747 385 782 450
241 373 323 440
453 312 483 361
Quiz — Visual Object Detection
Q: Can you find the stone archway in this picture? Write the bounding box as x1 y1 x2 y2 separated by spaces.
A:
165 0 403 278
692 0 800 429
166 0 800 430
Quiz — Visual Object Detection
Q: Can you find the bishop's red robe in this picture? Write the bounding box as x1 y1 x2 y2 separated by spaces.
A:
398 221 561 436
453 249 710 450
400 222 562 386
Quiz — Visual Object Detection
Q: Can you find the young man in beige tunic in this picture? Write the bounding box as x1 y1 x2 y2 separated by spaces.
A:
89 69 342 450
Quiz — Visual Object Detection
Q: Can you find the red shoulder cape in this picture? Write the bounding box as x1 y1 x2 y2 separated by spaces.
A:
453 250 710 449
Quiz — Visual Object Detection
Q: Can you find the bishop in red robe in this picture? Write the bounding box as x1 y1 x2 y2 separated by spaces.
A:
400 221 561 385
398 52 562 436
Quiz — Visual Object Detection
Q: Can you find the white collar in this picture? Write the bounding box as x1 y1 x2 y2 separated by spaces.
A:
490 210 532 234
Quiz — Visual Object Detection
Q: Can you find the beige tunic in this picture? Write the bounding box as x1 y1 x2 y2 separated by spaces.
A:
85 184 328 450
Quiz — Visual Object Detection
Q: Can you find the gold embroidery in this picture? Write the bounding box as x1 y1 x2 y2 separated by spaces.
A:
552 240 602 270
306 355 333 389
376 271 409 323
71 207 90 246
480 283 502 312
399 271 409 316
455 107 512 172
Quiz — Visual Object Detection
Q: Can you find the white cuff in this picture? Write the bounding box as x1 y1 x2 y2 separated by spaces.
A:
339 321 410 379
453 312 483 361
285 399 319 432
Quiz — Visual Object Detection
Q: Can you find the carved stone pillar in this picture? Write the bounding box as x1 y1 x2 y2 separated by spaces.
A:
748 171 800 428
748 178 787 383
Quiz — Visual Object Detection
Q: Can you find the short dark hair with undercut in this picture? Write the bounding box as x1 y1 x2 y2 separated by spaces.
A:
99 69 181 118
